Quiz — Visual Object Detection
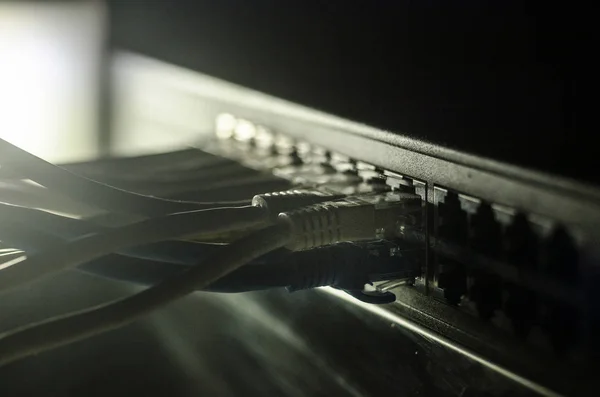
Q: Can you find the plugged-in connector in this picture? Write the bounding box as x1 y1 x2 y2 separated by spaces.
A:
285 242 418 304
187 189 346 243
279 192 422 251
252 189 345 220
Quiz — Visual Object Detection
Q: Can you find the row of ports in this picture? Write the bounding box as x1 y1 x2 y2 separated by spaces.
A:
280 140 585 357
434 189 580 354
213 114 586 355
215 114 398 182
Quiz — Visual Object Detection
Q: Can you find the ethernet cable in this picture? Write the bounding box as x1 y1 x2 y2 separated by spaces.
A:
0 213 414 297
3 190 572 306
0 248 22 261
0 148 209 179
0 223 291 367
0 206 287 267
0 202 96 238
0 205 269 293
78 242 416 296
0 180 105 218
0 138 251 216
0 215 412 297
0 194 419 366
0 226 413 295
0 189 343 293
0 202 252 265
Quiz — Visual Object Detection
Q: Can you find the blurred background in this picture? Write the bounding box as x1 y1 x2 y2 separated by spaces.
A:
0 0 580 179
0 1 105 162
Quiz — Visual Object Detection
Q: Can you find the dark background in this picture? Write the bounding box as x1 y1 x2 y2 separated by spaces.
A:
108 1 582 183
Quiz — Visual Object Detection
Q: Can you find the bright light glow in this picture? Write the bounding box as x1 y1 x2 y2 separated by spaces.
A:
234 119 256 141
0 255 26 271
255 125 274 148
0 2 104 162
215 113 236 139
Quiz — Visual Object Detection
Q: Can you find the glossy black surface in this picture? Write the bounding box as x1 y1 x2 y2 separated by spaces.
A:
0 272 534 396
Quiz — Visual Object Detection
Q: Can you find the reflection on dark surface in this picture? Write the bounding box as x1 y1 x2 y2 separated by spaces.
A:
0 272 533 396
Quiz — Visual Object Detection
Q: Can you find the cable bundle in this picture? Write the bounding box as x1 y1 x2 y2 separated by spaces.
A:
0 138 419 367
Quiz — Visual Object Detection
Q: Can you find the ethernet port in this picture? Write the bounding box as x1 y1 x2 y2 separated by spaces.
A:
436 191 468 305
469 203 503 320
504 214 539 338
543 227 579 355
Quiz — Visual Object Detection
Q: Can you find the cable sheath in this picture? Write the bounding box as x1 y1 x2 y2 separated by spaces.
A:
0 223 290 367
0 138 248 216
0 205 268 293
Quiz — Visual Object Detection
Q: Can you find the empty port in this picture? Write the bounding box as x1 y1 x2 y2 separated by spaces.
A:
469 203 503 320
503 214 539 338
384 171 416 194
436 191 469 305
543 226 579 355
